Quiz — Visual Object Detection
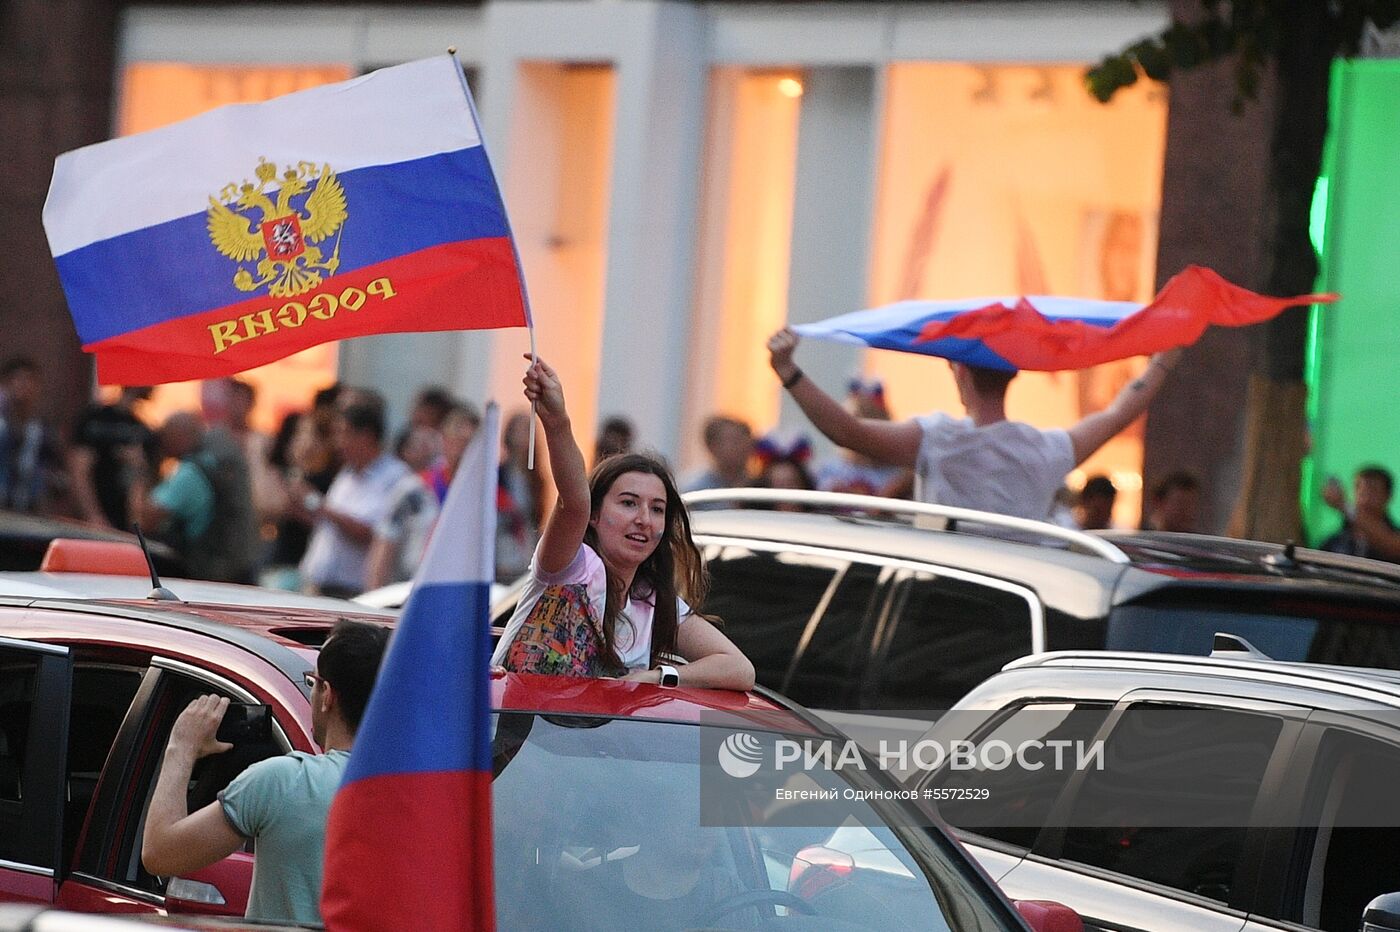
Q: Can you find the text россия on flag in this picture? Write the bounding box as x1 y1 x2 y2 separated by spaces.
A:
43 56 527 385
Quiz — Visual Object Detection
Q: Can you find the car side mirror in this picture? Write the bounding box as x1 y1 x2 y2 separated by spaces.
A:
1015 899 1084 932
787 845 855 900
165 877 227 911
1363 892 1400 931
163 853 254 917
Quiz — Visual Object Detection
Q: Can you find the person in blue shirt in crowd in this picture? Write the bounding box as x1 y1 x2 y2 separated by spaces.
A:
128 411 258 583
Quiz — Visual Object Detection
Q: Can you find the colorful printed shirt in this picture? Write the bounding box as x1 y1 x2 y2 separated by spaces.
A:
491 542 690 676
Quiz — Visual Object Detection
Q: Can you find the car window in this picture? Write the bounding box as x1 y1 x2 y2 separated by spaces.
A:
1043 607 1108 651
1108 601 1400 668
1057 703 1285 903
63 663 144 870
490 713 1013 932
700 547 866 704
1286 729 1400 932
925 702 1113 850
103 671 281 895
781 561 884 709
0 648 52 869
865 570 1035 711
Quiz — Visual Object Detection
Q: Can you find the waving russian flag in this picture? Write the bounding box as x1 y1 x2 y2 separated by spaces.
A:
796 266 1334 372
322 404 499 932
44 56 527 384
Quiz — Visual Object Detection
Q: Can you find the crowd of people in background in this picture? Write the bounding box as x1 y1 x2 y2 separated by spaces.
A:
12 345 1399 593
0 354 553 593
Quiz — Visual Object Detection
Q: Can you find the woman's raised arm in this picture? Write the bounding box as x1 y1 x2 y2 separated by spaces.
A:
523 357 592 574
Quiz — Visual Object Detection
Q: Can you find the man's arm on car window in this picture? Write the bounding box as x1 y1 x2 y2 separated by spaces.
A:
142 695 244 877
144 802 243 877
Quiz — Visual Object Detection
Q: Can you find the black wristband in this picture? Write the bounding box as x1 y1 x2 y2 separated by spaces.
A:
781 368 805 390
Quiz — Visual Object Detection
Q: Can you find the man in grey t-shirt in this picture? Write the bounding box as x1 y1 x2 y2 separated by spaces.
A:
766 328 1182 522
142 620 388 924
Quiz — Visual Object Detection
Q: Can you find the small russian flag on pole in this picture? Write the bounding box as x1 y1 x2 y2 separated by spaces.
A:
321 403 500 931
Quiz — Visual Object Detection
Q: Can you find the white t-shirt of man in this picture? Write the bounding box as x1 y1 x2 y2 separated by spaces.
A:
914 413 1075 522
300 453 411 592
373 471 440 584
492 541 690 674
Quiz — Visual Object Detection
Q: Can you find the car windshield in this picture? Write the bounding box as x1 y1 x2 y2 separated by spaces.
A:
491 713 1012 932
1108 602 1400 667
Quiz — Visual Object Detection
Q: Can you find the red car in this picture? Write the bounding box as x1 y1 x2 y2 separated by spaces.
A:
0 544 1078 931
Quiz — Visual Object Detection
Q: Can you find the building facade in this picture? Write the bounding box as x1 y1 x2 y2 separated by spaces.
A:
11 1 1249 529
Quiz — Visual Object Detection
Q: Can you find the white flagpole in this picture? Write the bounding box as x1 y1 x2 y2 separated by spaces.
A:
449 47 537 469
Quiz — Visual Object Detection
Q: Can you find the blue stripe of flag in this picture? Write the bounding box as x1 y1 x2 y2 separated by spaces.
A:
344 580 495 781
56 146 509 345
806 308 1120 372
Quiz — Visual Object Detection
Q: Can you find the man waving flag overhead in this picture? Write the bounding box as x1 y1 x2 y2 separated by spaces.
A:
43 56 528 384
792 265 1333 371
322 403 500 932
768 267 1333 522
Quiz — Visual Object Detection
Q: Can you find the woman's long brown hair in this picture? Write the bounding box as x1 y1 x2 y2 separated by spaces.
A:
582 453 711 670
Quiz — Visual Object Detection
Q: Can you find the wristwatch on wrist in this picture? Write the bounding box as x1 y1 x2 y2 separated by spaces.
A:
658 664 680 688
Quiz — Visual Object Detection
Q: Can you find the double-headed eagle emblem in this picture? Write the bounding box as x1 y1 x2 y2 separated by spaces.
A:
207 158 347 297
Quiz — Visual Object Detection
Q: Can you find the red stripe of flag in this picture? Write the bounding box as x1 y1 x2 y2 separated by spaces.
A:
322 771 494 931
86 237 524 384
915 265 1337 371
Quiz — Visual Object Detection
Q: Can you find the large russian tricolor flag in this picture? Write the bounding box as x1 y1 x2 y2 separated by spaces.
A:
44 56 527 384
796 265 1334 372
322 404 499 932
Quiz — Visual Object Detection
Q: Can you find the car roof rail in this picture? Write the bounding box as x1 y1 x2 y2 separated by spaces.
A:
681 488 1130 564
1210 632 1273 661
1281 545 1400 588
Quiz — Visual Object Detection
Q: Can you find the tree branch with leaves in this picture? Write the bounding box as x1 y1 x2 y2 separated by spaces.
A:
1086 1 1399 542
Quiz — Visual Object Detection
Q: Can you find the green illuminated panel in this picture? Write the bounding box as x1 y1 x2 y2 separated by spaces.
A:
1304 60 1400 545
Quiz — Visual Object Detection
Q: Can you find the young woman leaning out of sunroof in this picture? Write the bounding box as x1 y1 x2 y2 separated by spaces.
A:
490 357 755 690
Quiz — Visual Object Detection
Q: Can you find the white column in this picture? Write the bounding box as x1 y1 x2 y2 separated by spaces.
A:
472 1 707 461
338 334 470 432
591 3 708 461
780 66 881 460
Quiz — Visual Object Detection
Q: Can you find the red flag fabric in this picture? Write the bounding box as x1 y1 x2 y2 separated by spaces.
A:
914 265 1336 371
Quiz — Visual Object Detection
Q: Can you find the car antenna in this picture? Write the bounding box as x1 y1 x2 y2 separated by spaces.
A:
1262 540 1299 571
132 524 180 601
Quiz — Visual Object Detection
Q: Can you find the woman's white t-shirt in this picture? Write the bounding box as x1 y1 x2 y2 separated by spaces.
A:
491 541 690 675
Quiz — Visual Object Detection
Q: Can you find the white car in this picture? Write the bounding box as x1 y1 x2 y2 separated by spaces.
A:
354 578 513 612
